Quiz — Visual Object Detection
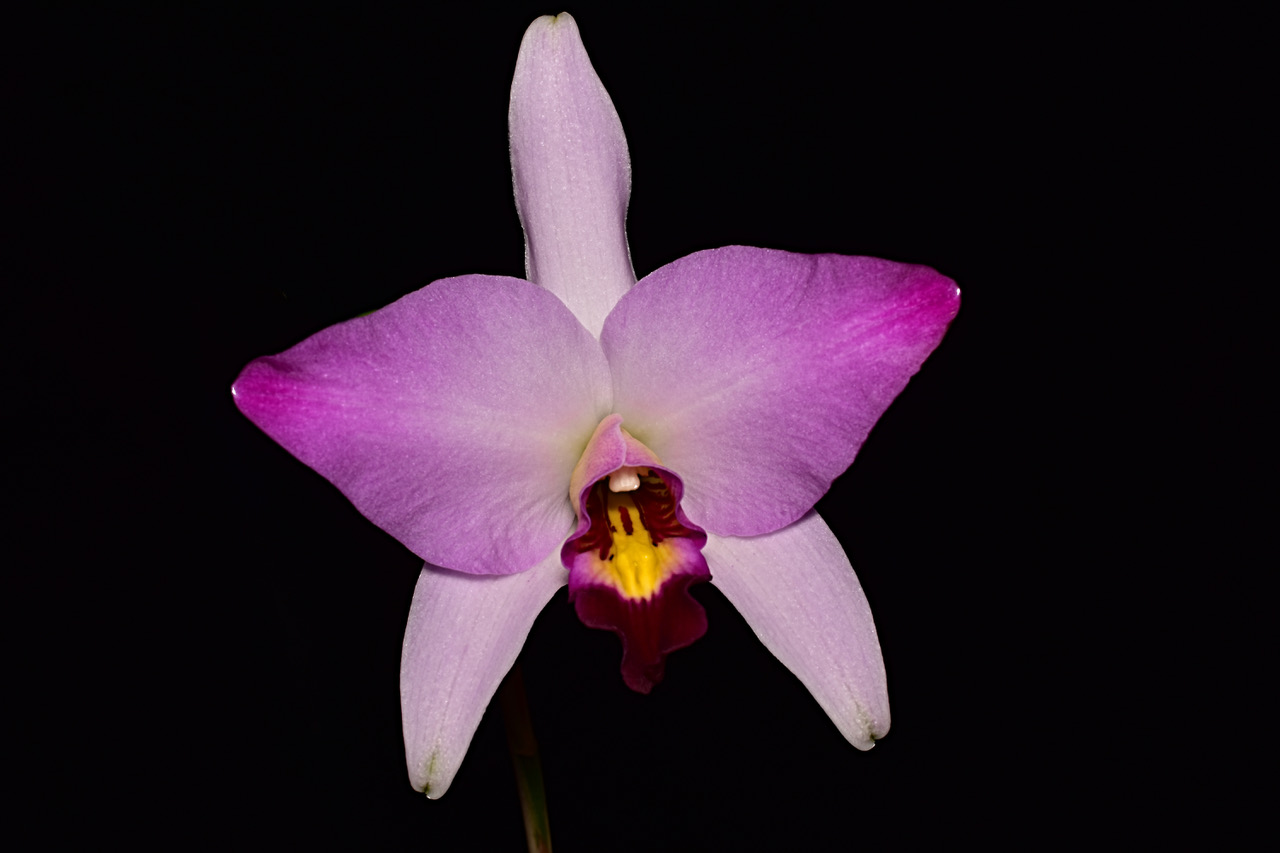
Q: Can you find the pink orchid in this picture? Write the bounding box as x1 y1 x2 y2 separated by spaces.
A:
232 13 958 798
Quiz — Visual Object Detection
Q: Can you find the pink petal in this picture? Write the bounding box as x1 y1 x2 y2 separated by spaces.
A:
602 246 959 536
400 556 568 798
704 512 890 748
232 275 612 574
509 13 635 338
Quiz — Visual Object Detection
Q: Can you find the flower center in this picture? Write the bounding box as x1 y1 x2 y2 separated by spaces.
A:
573 469 696 600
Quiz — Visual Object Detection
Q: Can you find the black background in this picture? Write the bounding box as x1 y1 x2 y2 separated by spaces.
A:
10 2 1259 848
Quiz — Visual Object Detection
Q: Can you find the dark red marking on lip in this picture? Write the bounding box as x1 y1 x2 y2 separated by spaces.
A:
575 482 614 561
572 572 708 693
571 469 695 562
564 468 711 693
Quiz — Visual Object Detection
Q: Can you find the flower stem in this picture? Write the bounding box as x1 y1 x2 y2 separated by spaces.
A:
498 663 552 853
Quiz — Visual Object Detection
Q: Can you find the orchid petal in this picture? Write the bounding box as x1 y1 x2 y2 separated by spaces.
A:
602 246 959 536
232 275 611 574
509 13 635 338
704 512 890 748
401 555 568 798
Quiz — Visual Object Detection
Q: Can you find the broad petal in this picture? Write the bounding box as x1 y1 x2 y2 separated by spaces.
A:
704 511 889 748
509 13 635 338
401 555 568 797
602 246 959 536
232 275 611 574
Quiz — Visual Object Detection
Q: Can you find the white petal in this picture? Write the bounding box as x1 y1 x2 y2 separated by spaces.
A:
705 511 890 748
509 13 635 337
400 554 567 797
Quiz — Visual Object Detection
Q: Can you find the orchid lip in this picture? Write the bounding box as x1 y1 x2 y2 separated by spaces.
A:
561 415 711 693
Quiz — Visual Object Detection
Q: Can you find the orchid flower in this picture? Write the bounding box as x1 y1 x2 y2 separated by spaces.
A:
232 13 959 798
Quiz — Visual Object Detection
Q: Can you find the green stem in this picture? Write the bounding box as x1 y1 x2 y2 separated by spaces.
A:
498 664 552 853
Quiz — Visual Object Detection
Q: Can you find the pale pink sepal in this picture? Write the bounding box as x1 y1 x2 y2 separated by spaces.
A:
509 13 635 337
704 512 890 749
400 555 568 798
